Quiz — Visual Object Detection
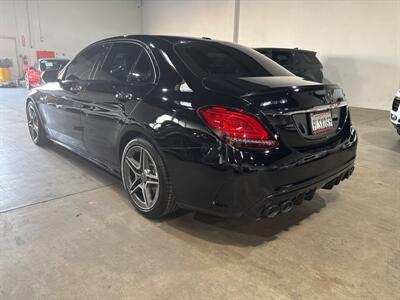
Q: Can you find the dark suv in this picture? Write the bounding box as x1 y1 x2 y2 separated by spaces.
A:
255 48 324 83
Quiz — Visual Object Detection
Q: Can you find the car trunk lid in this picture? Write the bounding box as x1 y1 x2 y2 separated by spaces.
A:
202 76 349 150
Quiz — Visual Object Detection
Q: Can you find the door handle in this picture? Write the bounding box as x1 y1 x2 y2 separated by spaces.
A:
115 91 133 101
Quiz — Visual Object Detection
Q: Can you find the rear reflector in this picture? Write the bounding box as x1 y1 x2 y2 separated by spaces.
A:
198 106 278 149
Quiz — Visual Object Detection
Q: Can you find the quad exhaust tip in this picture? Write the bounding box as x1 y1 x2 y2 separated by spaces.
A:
263 205 280 218
262 187 320 219
280 200 294 213
263 200 294 218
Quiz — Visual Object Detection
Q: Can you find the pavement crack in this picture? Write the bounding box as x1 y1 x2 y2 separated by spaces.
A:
0 183 119 214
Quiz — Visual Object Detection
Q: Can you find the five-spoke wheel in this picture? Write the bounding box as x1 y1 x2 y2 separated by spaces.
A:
26 101 47 145
121 138 176 218
27 104 40 143
123 146 160 210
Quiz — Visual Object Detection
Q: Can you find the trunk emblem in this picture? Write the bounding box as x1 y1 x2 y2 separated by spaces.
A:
260 98 288 107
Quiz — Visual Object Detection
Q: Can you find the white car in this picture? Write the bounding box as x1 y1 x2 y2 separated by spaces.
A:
390 90 400 135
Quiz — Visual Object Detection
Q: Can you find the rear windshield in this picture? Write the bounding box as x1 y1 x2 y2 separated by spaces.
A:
175 41 293 78
297 51 321 65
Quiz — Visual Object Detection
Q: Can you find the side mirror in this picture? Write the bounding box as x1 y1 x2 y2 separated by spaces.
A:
41 69 58 83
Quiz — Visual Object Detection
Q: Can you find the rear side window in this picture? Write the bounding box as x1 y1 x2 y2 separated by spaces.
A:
64 45 105 81
257 50 271 58
130 52 154 83
94 42 154 84
175 41 293 78
271 51 293 66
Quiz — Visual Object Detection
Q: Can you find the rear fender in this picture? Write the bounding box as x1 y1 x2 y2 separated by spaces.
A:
117 123 166 165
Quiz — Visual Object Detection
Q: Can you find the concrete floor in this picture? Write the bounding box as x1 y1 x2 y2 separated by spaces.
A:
0 88 399 299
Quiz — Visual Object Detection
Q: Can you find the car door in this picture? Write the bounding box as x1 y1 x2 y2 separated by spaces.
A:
79 41 157 170
43 44 108 151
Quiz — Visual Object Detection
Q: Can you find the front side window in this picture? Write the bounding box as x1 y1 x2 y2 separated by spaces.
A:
64 45 106 81
175 41 293 78
94 42 154 84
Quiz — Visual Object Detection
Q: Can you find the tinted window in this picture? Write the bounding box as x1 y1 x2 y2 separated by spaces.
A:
95 42 154 83
39 60 68 72
64 45 105 81
129 52 154 83
297 51 321 65
175 41 293 78
271 51 293 66
256 50 270 58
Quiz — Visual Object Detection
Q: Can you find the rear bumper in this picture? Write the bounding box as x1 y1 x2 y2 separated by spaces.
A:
166 128 358 218
246 161 355 218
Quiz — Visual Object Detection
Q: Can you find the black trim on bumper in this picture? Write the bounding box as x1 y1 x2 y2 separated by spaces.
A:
248 161 355 219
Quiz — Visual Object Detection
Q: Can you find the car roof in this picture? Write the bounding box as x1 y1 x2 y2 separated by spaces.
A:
38 58 69 61
95 34 219 45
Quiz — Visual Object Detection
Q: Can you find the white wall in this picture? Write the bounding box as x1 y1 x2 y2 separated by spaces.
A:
0 0 142 79
239 0 400 110
1 0 398 110
141 0 235 41
142 0 400 110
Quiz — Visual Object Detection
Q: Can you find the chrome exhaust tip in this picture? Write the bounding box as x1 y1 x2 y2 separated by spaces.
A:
280 200 294 213
263 205 280 218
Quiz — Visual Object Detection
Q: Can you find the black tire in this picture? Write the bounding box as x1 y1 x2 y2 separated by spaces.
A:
26 101 48 146
397 129 400 136
121 138 176 218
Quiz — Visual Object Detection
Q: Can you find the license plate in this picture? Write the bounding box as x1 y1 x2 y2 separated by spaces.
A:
310 110 333 134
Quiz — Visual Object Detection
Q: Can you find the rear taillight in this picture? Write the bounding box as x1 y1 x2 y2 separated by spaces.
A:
198 106 278 149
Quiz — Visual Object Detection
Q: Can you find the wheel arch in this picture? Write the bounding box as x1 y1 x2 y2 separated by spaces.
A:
118 126 165 165
26 96 35 107
26 96 45 126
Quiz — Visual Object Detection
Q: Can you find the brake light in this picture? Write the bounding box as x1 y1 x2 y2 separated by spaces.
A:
198 106 278 149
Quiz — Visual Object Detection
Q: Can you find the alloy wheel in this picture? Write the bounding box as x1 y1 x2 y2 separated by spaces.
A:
122 146 160 210
27 105 39 143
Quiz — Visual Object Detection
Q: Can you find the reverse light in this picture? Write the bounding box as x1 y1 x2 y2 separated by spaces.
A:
198 106 278 149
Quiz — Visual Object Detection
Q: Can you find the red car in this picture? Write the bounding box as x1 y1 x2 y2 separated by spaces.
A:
25 58 69 89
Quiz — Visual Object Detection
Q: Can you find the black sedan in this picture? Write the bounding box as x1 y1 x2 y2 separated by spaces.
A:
26 35 357 219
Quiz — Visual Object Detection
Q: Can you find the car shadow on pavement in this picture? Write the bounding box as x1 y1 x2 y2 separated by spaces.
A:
160 194 331 247
44 143 333 248
44 142 120 185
